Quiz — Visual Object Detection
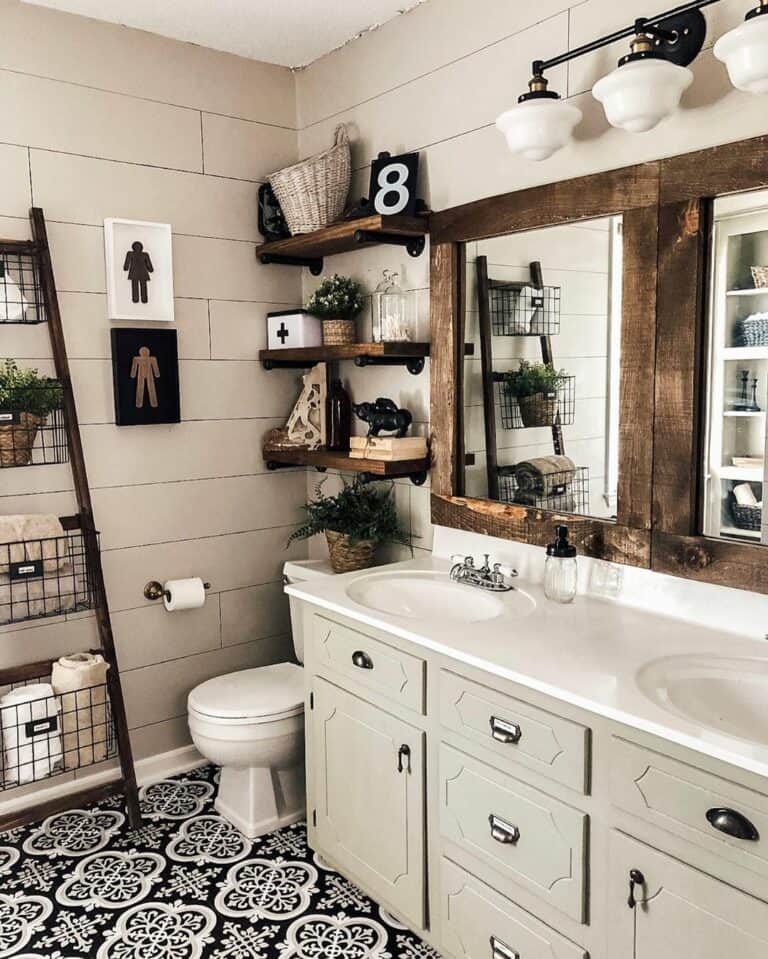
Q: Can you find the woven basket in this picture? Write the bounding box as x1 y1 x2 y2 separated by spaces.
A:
751 266 768 289
325 531 375 574
269 125 351 235
518 393 558 428
0 412 41 467
322 318 356 345
732 500 762 531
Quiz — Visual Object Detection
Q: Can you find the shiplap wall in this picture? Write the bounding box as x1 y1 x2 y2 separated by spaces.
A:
296 0 768 555
0 0 307 794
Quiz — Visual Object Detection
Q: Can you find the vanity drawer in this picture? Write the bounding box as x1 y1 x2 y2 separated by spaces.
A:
440 857 587 959
312 615 425 713
610 737 768 882
440 670 590 794
439 743 588 923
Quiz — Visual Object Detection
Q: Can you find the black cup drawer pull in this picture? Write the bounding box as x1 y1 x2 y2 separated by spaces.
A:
706 807 760 841
489 813 520 845
351 650 374 670
490 715 522 744
490 936 519 959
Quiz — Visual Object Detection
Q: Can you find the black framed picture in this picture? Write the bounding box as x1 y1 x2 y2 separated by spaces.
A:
111 328 180 426
368 151 420 217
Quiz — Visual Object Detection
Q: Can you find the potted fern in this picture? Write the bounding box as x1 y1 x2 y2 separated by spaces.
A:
502 360 570 428
305 274 364 346
288 478 410 573
0 360 62 467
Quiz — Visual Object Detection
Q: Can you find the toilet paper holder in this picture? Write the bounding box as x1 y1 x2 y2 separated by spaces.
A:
144 580 211 602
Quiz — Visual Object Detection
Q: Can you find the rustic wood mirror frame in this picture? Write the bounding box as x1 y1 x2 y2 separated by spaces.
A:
428 163 661 568
653 134 768 593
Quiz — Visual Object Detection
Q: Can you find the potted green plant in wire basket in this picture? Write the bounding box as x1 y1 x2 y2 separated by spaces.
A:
502 360 570 428
0 360 62 467
305 274 364 346
288 478 410 573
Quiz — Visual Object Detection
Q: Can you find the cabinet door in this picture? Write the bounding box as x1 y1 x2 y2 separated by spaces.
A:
309 676 425 928
609 832 768 959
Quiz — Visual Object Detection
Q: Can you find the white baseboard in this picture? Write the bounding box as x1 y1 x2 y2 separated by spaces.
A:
0 745 206 821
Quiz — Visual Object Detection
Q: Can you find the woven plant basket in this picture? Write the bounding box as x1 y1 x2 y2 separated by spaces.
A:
731 500 762 531
751 266 768 289
269 125 351 235
322 318 357 345
0 412 40 467
325 530 376 574
518 393 558 428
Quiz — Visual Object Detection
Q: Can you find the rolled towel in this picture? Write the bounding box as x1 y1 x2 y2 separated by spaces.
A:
513 455 576 497
52 653 110 770
0 567 80 625
0 683 62 785
733 483 758 507
0 514 68 577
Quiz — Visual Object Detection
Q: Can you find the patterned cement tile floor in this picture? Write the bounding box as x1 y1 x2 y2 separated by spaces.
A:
0 764 441 958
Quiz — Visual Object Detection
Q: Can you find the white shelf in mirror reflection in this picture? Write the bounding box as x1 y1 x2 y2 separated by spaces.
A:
726 288 768 297
720 525 762 540
722 346 768 360
717 465 764 481
722 410 766 417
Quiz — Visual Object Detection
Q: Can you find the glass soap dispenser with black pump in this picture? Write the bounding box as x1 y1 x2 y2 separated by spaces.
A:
544 524 578 604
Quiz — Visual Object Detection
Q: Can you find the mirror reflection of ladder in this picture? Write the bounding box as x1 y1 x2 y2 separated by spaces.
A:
0 209 141 832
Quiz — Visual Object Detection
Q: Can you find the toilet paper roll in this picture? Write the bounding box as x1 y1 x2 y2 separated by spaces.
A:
163 577 207 612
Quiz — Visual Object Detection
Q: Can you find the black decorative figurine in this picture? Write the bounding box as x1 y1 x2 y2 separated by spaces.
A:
353 397 412 437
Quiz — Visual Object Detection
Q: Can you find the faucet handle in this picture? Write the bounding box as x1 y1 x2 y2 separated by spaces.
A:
481 554 491 573
494 562 519 580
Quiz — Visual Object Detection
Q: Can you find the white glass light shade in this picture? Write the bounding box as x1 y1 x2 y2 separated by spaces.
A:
495 97 583 162
592 59 693 133
714 15 768 94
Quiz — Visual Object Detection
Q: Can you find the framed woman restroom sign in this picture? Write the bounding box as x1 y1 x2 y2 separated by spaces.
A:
104 218 174 322
111 328 181 425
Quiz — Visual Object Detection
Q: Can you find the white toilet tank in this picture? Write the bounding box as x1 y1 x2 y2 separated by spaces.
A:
283 559 335 664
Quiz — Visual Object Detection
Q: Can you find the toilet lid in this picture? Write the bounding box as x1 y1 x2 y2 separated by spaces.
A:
188 663 304 722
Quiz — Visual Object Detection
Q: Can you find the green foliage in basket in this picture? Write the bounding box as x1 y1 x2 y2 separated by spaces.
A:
288 478 410 547
0 359 61 417
502 360 569 398
305 274 364 321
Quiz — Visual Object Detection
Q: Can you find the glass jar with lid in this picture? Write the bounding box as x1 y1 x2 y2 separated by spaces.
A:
371 270 416 343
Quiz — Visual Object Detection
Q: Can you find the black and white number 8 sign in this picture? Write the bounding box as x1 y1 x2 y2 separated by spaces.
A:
369 152 419 218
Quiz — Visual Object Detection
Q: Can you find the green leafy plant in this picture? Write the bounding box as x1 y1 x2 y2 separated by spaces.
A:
288 478 410 547
305 274 364 321
0 360 61 417
502 360 568 398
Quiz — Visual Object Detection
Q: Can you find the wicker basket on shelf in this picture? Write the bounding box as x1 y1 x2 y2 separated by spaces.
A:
0 412 41 467
731 499 762 531
751 266 768 289
325 531 375 573
322 318 357 345
269 125 351 236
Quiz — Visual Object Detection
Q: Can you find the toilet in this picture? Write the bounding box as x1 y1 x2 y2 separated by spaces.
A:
187 559 333 838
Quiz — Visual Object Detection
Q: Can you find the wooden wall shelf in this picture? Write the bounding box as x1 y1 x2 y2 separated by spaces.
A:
256 214 429 274
260 342 430 374
264 448 429 485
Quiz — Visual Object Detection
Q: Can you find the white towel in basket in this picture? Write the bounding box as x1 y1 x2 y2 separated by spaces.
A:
0 567 80 625
51 653 110 769
0 514 68 576
0 683 62 785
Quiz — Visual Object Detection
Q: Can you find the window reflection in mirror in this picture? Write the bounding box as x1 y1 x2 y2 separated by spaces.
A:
463 216 623 521
703 188 768 545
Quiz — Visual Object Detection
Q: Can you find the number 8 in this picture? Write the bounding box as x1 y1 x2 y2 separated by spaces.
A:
374 162 410 215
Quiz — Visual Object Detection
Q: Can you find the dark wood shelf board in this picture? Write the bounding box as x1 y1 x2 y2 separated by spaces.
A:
255 214 429 260
260 342 429 364
264 448 429 482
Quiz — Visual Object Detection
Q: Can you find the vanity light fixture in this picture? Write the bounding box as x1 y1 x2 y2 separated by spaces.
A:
497 0 768 160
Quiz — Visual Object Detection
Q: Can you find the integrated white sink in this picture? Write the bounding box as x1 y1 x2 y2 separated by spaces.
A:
345 569 535 624
637 654 768 745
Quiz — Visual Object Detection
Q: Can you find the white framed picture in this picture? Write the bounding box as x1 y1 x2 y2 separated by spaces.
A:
104 218 174 322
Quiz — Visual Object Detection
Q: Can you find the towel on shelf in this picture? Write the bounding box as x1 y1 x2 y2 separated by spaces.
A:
0 683 62 785
0 514 68 577
513 455 576 496
52 653 110 769
733 483 758 507
0 567 80 625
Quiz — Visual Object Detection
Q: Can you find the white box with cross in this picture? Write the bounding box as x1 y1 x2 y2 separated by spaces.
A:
267 309 323 350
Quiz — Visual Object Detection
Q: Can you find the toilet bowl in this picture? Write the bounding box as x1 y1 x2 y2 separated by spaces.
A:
187 559 333 838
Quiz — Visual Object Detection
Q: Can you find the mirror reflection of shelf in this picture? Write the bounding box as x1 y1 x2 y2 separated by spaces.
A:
723 410 766 417
720 524 761 540
726 289 768 297
723 346 768 360
718 465 764 481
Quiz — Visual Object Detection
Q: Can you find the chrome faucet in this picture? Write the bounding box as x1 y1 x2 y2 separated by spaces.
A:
449 554 518 592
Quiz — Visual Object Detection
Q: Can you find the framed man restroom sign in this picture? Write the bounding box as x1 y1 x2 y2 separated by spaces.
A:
104 218 174 322
111 328 180 425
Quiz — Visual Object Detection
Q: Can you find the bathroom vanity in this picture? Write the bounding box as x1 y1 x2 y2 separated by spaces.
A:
287 557 768 959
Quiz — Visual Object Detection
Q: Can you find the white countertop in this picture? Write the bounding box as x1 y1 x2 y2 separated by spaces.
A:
287 556 768 780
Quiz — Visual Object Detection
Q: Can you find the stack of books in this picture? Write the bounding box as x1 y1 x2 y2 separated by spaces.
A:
349 436 428 462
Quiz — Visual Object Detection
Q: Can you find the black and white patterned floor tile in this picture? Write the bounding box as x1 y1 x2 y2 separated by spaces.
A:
0 765 442 958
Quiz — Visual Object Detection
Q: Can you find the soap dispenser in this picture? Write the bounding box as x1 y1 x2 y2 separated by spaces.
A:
544 524 578 604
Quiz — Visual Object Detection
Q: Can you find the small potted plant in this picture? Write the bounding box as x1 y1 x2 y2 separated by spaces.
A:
305 274 364 346
288 478 410 573
502 360 569 428
0 360 62 467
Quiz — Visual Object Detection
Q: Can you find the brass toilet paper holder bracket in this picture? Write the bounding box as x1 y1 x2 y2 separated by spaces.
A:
144 580 211 602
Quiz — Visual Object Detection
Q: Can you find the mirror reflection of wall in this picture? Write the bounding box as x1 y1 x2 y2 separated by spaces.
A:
463 216 623 521
702 187 768 546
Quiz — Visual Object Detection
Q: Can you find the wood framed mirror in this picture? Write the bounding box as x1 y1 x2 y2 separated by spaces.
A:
429 163 661 568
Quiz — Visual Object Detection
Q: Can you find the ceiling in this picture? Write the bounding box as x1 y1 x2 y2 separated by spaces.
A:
21 0 425 67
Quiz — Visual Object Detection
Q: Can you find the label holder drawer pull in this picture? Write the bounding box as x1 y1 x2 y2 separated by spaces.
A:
489 813 520 845
489 715 522 744
351 650 374 670
490 935 519 959
706 807 760 841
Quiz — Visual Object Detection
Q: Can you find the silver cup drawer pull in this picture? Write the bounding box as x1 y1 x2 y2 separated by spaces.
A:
489 813 520 845
490 935 520 959
490 716 522 744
